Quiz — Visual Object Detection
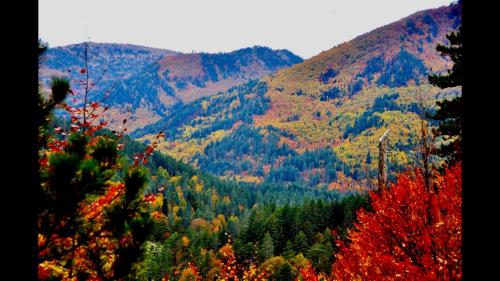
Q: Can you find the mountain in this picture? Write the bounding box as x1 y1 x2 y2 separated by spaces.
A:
157 47 304 104
39 42 178 92
39 44 303 131
39 42 179 130
134 2 462 191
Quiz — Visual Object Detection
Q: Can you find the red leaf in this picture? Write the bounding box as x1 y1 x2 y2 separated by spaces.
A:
143 194 156 203
70 124 80 132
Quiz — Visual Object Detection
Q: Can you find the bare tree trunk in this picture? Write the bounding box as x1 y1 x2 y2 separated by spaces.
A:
83 41 90 134
417 85 434 193
378 129 390 190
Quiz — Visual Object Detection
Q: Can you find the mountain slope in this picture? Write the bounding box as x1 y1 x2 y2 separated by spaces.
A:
135 3 462 191
39 42 178 92
157 47 303 103
39 44 303 131
39 42 180 129
103 46 302 130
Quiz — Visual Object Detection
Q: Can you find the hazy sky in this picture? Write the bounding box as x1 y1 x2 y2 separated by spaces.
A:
39 0 455 59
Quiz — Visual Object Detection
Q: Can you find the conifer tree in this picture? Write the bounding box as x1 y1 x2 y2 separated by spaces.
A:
275 263 293 281
282 241 296 259
259 232 275 262
37 42 155 280
428 26 463 164
294 231 309 255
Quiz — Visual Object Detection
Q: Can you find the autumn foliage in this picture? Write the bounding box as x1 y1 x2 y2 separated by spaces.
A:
296 261 328 281
217 243 240 280
332 164 462 280
242 264 268 281
37 44 164 280
37 98 157 279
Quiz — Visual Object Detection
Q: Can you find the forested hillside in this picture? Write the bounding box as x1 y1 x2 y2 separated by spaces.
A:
39 44 302 131
136 3 462 191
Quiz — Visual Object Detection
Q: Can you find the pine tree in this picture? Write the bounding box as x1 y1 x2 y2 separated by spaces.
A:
268 215 284 253
428 26 463 164
294 231 309 255
275 263 293 281
259 232 275 262
37 42 154 280
306 242 334 274
282 241 296 259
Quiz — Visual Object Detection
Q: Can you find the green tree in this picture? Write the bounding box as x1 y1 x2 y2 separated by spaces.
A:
141 241 168 280
282 241 296 259
37 42 153 280
306 242 334 274
428 26 463 164
234 239 255 265
227 218 239 239
268 214 284 253
259 232 275 262
293 231 309 254
275 262 293 281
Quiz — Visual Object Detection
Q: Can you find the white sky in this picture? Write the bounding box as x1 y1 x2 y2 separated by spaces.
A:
39 0 455 59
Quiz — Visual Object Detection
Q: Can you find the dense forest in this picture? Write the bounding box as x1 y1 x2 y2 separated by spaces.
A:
37 3 462 280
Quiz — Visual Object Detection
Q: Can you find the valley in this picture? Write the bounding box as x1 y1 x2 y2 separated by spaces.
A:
37 1 463 280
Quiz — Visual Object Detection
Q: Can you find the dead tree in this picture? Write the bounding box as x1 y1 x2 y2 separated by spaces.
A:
378 129 390 190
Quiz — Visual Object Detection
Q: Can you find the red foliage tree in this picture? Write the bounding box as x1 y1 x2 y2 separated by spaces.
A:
217 242 240 280
332 164 462 280
296 261 324 281
296 260 332 281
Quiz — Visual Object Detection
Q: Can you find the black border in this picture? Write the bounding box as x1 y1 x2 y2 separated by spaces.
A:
461 0 492 279
3 0 39 279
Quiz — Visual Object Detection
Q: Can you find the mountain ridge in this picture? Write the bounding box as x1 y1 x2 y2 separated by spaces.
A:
39 44 303 131
135 2 461 190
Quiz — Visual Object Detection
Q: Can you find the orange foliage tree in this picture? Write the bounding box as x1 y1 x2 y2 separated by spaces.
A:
332 164 462 280
217 242 240 280
216 241 271 281
242 263 269 281
178 262 203 281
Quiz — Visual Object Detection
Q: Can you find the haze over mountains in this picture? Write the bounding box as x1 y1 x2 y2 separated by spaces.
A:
39 45 302 131
39 2 461 191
